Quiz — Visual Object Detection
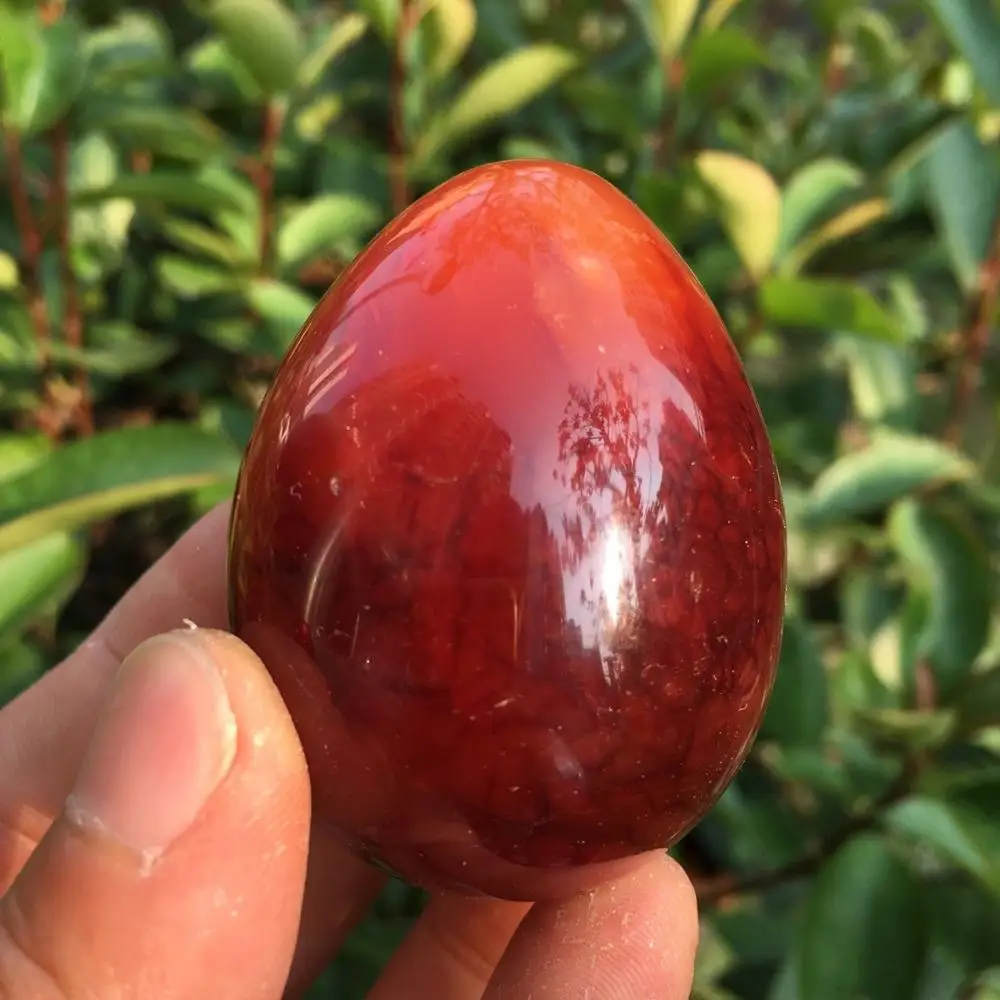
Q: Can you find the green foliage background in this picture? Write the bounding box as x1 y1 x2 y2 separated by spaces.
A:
2 0 1000 996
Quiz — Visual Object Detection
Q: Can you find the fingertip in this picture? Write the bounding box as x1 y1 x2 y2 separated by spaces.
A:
485 853 699 1000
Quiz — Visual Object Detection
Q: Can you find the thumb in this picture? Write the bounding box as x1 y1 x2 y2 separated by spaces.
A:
0 628 311 1000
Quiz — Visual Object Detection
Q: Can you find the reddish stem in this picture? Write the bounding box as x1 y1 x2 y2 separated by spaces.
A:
944 220 1000 445
693 762 916 906
257 101 285 274
51 121 93 435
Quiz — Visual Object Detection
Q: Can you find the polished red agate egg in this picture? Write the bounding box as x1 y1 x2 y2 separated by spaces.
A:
227 159 786 901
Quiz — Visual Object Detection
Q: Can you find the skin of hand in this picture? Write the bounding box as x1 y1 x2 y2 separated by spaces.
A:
0 503 699 999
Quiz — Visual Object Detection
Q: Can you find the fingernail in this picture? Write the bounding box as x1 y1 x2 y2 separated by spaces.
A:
66 631 238 862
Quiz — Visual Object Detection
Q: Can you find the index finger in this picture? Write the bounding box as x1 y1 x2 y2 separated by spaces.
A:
485 854 699 999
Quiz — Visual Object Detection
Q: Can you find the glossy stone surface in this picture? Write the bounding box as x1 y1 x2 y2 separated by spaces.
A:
228 160 786 901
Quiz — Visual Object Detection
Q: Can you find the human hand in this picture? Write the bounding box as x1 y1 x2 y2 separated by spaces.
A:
0 503 699 998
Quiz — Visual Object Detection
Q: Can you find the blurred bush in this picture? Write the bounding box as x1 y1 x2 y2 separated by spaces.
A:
2 0 1000 996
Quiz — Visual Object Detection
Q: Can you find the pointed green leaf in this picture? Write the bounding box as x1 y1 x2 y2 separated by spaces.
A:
92 106 232 163
924 120 1000 291
414 45 579 168
0 532 86 638
777 159 864 258
422 0 477 80
838 338 918 430
0 8 86 133
926 0 1000 107
0 425 240 555
209 0 304 96
247 279 317 353
298 12 369 89
700 0 745 33
683 28 767 97
886 796 1000 898
84 10 172 86
782 198 890 275
156 256 242 298
803 433 975 526
278 194 381 270
649 0 700 60
795 835 927 1000
887 499 992 695
760 277 903 342
696 151 781 281
74 171 248 214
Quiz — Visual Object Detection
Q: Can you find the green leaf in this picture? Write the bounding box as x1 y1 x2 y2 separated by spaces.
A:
0 433 51 483
208 0 304 96
0 532 86 638
777 159 864 259
277 194 381 270
422 0 477 80
803 433 975 526
355 0 398 44
0 8 86 134
92 106 232 163
156 256 242 299
74 171 248 214
924 120 1000 292
926 0 1000 107
0 323 177 377
854 706 957 751
760 612 828 747
298 12 369 90
84 10 172 86
0 425 240 555
0 638 45 707
414 45 579 168
885 796 1000 898
795 834 926 1000
683 28 767 97
695 151 781 281
887 499 993 696
838 338 918 430
0 252 18 291
700 0 745 33
759 277 903 342
161 218 251 266
782 198 890 276
649 0 700 60
246 279 316 353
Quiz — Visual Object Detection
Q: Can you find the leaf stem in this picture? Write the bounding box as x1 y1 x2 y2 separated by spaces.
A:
257 99 285 275
51 120 93 436
693 760 917 906
944 217 1000 445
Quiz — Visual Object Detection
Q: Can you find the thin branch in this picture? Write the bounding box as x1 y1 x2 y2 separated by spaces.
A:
2 125 52 383
257 100 285 274
51 120 92 435
694 761 917 906
388 0 416 215
944 217 1000 445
